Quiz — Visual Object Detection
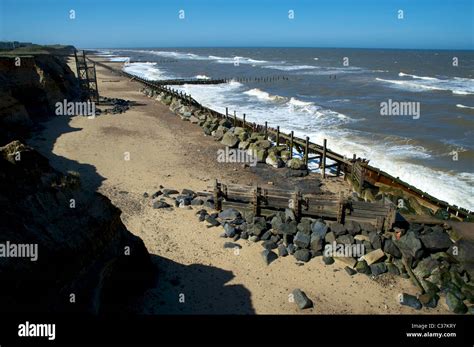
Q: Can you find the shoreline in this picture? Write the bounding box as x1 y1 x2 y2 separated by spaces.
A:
26 56 456 314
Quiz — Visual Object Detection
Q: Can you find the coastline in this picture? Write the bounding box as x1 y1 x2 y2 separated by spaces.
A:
26 56 454 314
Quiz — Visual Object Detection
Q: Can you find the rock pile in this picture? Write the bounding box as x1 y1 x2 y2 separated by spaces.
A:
146 185 473 315
97 97 131 115
141 87 308 175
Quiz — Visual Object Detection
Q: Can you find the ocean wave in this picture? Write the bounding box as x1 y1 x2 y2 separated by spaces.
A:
377 74 474 95
108 56 129 62
456 104 474 109
244 88 287 102
122 62 172 80
195 75 210 80
263 64 318 71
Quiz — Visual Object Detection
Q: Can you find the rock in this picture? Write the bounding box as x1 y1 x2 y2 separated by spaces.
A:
294 249 311 262
143 192 149 198
310 234 324 252
285 208 296 222
311 221 328 238
162 188 179 196
345 266 357 276
238 141 250 150
325 231 336 244
278 244 289 257
286 158 306 170
261 250 278 265
413 257 439 279
345 221 361 235
254 139 272 149
394 231 424 260
191 198 204 206
218 208 241 221
292 289 313 310
223 242 241 249
336 234 354 245
261 230 272 241
294 231 311 248
262 240 278 250
223 224 237 238
445 292 467 314
297 220 312 234
280 221 298 235
386 263 400 275
221 132 239 148
369 231 382 249
354 234 370 242
205 215 220 227
240 231 248 239
265 151 283 168
360 248 385 265
383 238 402 258
355 260 371 274
249 235 259 242
334 257 357 268
418 293 439 308
213 128 226 141
287 243 296 254
322 256 334 265
330 223 346 236
420 230 453 251
251 217 267 236
181 188 196 197
247 145 267 163
398 293 422 310
152 201 171 209
370 262 387 276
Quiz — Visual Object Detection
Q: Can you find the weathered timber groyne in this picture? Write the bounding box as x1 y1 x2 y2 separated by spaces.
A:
89 56 473 221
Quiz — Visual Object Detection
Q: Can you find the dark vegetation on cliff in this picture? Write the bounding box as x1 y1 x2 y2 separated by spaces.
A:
0 45 155 313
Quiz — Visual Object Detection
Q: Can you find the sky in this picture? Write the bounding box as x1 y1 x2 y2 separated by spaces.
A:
0 0 473 50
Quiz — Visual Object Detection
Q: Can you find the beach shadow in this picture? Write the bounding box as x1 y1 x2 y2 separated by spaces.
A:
140 255 256 314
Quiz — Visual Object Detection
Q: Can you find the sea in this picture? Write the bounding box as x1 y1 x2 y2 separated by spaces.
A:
94 48 474 211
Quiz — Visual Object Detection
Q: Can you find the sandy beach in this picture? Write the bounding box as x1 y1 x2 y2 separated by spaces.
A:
27 58 451 315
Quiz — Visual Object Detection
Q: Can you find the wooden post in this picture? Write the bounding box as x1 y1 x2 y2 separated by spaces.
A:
276 126 280 145
304 136 309 166
253 186 261 216
243 113 246 128
292 191 301 221
336 164 341 177
353 154 356 161
226 107 228 119
322 139 327 179
264 121 268 138
214 179 222 211
234 110 237 126
337 191 345 223
290 131 294 159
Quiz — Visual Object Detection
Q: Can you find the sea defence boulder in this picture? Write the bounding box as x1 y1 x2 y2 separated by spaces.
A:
0 141 154 313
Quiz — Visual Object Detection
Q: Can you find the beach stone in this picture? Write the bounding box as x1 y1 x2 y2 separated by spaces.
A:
325 231 336 244
294 249 311 262
287 243 296 254
218 208 241 221
285 208 296 222
261 230 272 241
311 221 328 238
262 240 278 250
345 221 361 235
370 262 387 276
418 293 439 309
394 231 424 260
294 231 311 248
143 192 149 198
420 230 453 251
336 234 354 245
221 132 239 148
292 289 313 310
251 217 267 236
162 188 179 196
249 235 259 242
175 195 192 206
369 231 382 249
261 249 278 265
354 234 370 242
265 151 283 168
205 215 220 227
286 158 306 170
254 139 272 149
322 256 334 265
297 220 312 234
445 292 467 314
152 201 170 209
213 128 225 141
355 260 371 275
280 150 291 162
386 263 400 275
280 221 298 235
398 293 422 310
413 257 439 279
361 248 385 265
278 244 289 257
191 198 204 206
268 145 287 155
223 242 241 249
223 224 236 238
283 234 293 246
334 257 357 268
310 234 324 252
238 141 250 150
330 222 346 236
359 222 376 233
345 266 357 276
240 231 248 239
383 238 402 258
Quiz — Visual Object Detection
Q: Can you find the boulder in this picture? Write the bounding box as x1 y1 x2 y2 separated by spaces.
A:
278 244 289 257
262 240 278 250
223 224 237 238
261 250 278 265
383 239 402 258
325 231 336 244
265 151 283 168
394 231 424 260
398 293 422 310
297 220 312 234
251 217 267 236
254 139 272 149
360 248 385 265
285 208 296 222
294 231 311 248
420 230 453 251
221 132 239 148
345 221 361 235
413 257 439 279
336 234 354 245
310 234 324 252
286 158 306 170
322 256 334 265
294 249 311 262
345 266 357 276
152 201 170 209
418 293 439 309
370 263 387 276
445 292 467 314
238 141 250 150
355 260 371 274
292 289 313 309
369 231 382 249
330 223 346 236
218 208 241 221
311 221 328 238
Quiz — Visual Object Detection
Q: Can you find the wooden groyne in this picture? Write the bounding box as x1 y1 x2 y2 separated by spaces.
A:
88 56 474 221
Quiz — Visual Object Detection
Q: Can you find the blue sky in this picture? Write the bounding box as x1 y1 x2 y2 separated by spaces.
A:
1 0 473 49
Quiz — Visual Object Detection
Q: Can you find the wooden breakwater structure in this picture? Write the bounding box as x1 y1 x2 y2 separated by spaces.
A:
89 56 474 221
211 180 396 232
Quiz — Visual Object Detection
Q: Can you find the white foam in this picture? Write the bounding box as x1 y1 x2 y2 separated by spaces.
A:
108 56 129 62
377 74 474 95
195 75 210 80
456 104 474 110
123 62 172 80
263 64 318 71
244 88 287 102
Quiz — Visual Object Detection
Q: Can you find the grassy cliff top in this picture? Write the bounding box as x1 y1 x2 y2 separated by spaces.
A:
0 42 76 57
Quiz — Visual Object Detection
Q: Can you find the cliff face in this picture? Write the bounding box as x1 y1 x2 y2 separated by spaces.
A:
0 141 154 313
0 54 80 145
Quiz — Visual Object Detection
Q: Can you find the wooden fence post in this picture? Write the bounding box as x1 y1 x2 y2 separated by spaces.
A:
276 126 280 145
292 191 301 221
234 111 237 126
264 121 268 138
226 107 228 119
253 186 261 216
322 139 327 179
243 113 246 128
337 191 345 223
214 179 222 211
304 136 309 166
290 131 294 159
